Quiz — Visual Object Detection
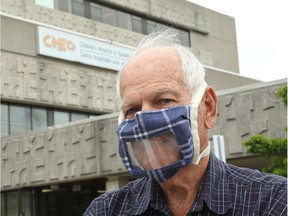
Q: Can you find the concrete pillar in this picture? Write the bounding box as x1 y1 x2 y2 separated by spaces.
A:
105 176 129 192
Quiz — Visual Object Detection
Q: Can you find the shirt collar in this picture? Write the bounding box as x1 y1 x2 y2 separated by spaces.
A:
191 154 231 214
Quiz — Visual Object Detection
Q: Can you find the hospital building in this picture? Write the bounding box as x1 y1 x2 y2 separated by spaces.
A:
1 0 286 215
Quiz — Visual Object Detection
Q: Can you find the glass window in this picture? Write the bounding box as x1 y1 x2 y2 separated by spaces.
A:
47 109 54 126
91 3 102 21
57 0 70 12
71 112 88 122
7 191 18 216
147 20 156 34
1 104 9 136
102 6 117 26
35 0 54 8
131 16 143 33
32 108 47 130
21 191 33 216
117 11 132 30
54 110 69 125
72 0 85 17
1 103 99 136
1 193 5 216
10 105 31 135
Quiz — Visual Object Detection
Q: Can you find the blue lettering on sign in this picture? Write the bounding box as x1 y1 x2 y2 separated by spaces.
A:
93 55 112 63
80 51 92 59
118 51 130 58
80 41 94 50
97 46 113 54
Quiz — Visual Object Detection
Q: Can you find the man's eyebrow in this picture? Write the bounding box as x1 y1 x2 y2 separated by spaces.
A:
151 88 180 96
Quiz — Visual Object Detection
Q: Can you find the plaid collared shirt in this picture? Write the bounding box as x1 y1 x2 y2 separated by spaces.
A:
83 154 287 215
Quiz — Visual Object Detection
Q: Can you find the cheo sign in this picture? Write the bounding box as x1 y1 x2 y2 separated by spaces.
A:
37 26 134 71
42 34 76 51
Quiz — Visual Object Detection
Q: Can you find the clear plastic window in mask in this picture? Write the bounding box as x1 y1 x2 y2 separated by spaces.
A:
126 132 183 170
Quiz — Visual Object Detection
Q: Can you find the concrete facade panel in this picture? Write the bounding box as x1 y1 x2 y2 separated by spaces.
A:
1 52 117 113
205 68 259 90
190 30 239 72
1 17 37 56
209 79 287 159
1 114 125 191
207 10 237 43
207 37 239 72
96 118 125 175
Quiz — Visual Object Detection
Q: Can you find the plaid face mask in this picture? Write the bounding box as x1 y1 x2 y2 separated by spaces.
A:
117 105 194 182
117 82 209 183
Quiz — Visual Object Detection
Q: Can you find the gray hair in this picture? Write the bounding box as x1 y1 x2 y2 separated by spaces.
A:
116 28 206 104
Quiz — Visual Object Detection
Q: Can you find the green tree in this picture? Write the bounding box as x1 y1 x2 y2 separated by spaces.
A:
243 85 287 177
276 85 287 106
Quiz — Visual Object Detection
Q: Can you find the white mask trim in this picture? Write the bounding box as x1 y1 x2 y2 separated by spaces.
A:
190 82 209 164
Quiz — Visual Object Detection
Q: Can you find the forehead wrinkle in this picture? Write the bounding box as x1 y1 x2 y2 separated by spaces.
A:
151 87 181 97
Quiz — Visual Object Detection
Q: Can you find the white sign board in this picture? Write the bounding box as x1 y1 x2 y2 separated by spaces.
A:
37 26 134 71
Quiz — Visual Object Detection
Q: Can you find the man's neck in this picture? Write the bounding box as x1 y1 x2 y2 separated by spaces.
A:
159 155 210 216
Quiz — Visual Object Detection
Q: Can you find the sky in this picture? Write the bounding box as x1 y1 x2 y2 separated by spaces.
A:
187 0 288 82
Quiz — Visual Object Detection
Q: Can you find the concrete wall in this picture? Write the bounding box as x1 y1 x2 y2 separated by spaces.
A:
2 79 286 191
1 113 124 191
209 79 287 159
1 50 117 113
205 66 260 90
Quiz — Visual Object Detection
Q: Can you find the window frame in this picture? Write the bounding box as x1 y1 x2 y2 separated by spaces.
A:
1 102 99 137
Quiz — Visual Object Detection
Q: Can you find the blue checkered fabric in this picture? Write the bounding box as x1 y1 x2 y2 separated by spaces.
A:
117 105 194 183
83 154 287 215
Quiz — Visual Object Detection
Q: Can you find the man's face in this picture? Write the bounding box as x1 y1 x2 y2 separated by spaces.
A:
120 47 192 118
119 47 192 170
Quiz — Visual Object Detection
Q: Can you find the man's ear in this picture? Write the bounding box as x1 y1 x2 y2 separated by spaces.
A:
204 86 218 129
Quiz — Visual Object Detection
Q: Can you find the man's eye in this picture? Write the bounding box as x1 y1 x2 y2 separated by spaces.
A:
160 99 173 104
125 107 140 118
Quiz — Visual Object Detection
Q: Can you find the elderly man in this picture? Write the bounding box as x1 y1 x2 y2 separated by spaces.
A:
84 29 287 216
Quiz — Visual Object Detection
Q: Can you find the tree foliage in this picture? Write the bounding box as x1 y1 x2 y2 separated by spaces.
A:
243 135 287 176
243 84 287 177
276 85 287 106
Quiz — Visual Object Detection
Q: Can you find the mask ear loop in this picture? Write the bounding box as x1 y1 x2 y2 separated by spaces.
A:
190 82 210 164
